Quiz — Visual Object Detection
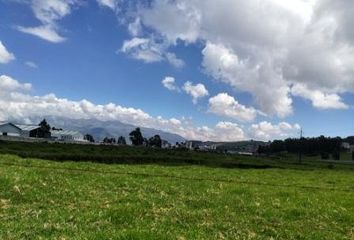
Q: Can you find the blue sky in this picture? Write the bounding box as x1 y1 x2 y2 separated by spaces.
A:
0 0 354 141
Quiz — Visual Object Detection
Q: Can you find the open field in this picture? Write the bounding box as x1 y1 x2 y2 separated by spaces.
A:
1 153 354 239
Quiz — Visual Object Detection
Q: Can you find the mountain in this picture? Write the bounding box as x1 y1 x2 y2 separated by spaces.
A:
41 117 185 144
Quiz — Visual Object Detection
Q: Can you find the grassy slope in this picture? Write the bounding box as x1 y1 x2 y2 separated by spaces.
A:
1 154 354 239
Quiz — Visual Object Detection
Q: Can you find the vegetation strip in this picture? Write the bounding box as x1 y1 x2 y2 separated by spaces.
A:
1 161 353 192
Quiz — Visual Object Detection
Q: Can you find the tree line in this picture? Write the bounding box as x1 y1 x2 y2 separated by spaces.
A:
258 135 354 160
85 127 164 148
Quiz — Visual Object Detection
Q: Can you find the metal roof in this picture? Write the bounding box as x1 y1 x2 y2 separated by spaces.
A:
51 130 82 136
15 124 41 131
0 121 8 126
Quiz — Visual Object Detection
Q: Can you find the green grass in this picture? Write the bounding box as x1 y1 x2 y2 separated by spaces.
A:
0 140 353 171
1 154 354 239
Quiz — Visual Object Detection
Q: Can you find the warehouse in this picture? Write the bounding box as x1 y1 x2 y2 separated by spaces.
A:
0 122 43 137
51 129 84 142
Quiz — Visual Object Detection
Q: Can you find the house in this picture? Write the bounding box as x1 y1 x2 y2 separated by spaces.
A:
51 129 85 142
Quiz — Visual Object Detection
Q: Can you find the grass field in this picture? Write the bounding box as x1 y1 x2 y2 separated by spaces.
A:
0 140 353 171
1 153 354 239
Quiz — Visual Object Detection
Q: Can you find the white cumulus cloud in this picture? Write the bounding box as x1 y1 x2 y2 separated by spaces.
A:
162 76 180 92
291 83 349 110
126 0 354 116
0 75 32 92
209 93 257 122
182 81 209 104
250 121 301 141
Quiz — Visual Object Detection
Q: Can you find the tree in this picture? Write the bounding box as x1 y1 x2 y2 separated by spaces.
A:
39 119 50 131
129 128 144 146
117 136 126 145
148 135 162 148
36 119 51 138
84 134 95 143
103 137 116 144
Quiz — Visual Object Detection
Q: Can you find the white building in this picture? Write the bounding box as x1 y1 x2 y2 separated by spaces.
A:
51 129 85 142
0 121 85 142
0 122 41 137
341 142 351 150
0 122 22 136
16 124 43 137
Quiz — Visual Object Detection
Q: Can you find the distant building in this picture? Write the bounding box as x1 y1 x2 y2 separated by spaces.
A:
0 121 84 142
185 140 218 151
0 122 42 137
16 124 46 138
51 129 85 142
0 122 21 136
341 142 351 150
186 140 202 150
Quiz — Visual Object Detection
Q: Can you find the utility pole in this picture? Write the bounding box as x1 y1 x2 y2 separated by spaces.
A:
298 128 303 164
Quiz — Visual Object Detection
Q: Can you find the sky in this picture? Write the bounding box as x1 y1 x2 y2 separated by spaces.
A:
0 0 354 141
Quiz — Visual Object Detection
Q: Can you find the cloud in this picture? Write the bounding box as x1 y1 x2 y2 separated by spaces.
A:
120 37 185 67
97 0 119 10
17 0 77 42
185 122 246 142
127 0 354 116
17 25 66 43
165 52 185 68
120 37 163 63
291 83 349 110
140 0 201 44
0 75 299 142
182 81 209 104
208 93 257 122
128 17 142 36
0 41 15 64
250 121 300 141
24 61 38 69
213 122 245 142
162 76 179 92
0 75 32 92
202 41 293 118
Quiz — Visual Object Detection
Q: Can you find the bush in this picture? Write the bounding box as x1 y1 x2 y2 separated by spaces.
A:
352 151 354 161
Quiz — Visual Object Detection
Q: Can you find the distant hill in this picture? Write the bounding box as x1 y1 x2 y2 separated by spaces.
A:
35 117 186 144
